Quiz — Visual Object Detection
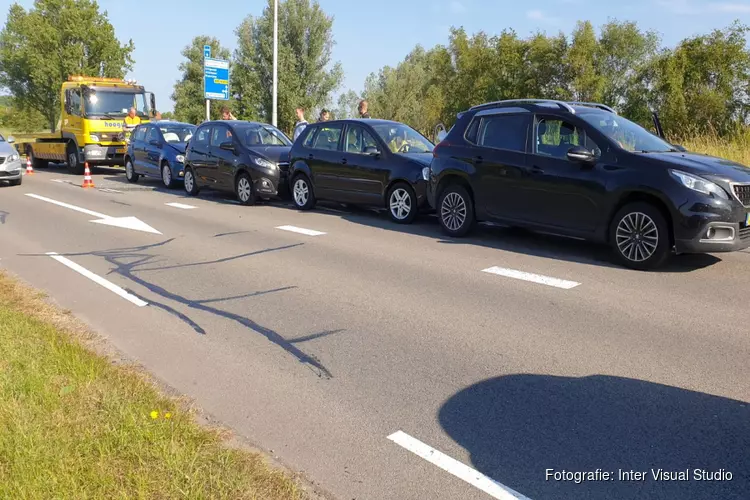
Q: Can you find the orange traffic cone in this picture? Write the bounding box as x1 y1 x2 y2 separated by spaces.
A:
25 157 34 175
81 162 95 188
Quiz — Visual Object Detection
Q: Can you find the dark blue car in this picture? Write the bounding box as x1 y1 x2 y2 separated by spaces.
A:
124 121 196 188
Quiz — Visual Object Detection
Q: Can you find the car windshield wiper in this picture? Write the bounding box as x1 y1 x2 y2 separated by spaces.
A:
88 112 120 120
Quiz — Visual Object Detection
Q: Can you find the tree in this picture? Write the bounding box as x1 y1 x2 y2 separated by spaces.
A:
171 36 232 124
160 111 175 120
235 0 344 133
0 95 47 132
332 89 360 119
0 0 134 131
232 17 263 121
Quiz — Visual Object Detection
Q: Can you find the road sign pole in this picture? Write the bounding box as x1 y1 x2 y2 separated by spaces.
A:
272 0 278 127
204 45 212 122
206 99 210 122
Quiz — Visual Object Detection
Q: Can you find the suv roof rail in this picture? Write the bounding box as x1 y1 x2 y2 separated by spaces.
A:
469 99 577 114
567 101 617 114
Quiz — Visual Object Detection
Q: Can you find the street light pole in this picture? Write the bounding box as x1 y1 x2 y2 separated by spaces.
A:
272 0 278 127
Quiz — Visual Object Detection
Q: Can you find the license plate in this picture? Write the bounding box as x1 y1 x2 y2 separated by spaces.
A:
116 148 126 154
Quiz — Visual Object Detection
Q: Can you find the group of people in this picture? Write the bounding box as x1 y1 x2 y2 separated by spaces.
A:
293 99 371 140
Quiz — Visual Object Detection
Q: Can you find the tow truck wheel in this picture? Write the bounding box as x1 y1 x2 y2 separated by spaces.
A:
66 142 84 174
26 146 49 169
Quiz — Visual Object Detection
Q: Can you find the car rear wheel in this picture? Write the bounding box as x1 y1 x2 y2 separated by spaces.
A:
161 162 174 189
292 174 316 210
125 158 139 183
438 183 475 237
236 172 256 206
387 182 418 224
610 202 671 270
184 167 199 196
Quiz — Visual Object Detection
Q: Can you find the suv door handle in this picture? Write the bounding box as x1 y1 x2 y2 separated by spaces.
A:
307 154 314 160
474 156 483 164
531 166 544 175
341 158 348 165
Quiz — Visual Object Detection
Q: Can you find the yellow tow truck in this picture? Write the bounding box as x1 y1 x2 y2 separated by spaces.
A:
13 75 156 174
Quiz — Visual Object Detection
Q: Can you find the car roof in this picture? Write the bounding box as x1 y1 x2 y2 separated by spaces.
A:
309 118 399 126
151 120 194 127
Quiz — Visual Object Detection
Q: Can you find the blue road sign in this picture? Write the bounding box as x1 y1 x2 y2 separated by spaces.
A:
204 57 229 100
203 45 211 59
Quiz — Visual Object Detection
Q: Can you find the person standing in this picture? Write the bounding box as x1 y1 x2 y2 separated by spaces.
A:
358 100 371 119
221 106 237 120
318 109 330 122
293 107 309 141
124 107 141 126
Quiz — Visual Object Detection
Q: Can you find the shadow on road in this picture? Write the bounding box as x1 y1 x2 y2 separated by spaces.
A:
22 238 340 379
439 374 749 500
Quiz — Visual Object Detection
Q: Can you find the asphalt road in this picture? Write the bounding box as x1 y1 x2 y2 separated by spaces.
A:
1 166 749 500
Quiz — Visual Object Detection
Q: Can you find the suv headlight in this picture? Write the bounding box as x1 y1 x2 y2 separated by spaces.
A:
669 170 729 200
8 153 19 162
89 134 100 143
253 157 276 169
175 154 185 163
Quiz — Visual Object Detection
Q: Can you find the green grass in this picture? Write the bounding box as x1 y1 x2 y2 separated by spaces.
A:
0 272 307 500
683 132 750 166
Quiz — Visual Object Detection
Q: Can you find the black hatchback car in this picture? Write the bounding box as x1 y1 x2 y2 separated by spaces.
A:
183 120 292 205
288 119 434 223
429 99 750 270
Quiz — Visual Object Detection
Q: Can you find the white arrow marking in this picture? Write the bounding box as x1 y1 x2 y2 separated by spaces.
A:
25 193 162 234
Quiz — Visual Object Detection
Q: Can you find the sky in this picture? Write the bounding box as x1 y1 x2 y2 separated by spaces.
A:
3 0 750 111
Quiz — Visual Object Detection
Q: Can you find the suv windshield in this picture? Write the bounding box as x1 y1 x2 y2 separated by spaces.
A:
160 125 195 143
84 90 148 118
371 123 434 153
579 112 677 153
237 124 292 147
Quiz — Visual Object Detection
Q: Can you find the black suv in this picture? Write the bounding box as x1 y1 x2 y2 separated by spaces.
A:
183 120 292 205
429 99 750 269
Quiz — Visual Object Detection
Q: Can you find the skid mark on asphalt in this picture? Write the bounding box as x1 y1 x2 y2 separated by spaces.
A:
276 225 327 236
33 240 337 379
388 431 532 500
46 252 148 307
214 230 253 238
481 266 580 289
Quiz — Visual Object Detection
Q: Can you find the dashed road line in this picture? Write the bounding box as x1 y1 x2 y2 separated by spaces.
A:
481 266 580 289
388 431 532 500
165 202 197 210
46 252 148 307
275 225 326 236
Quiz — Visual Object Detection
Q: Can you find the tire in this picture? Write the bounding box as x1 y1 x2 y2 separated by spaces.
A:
291 174 316 210
184 167 200 196
9 176 22 186
609 202 671 270
26 146 48 169
386 182 418 224
161 162 174 189
66 142 83 174
235 172 256 206
125 158 139 183
437 183 475 237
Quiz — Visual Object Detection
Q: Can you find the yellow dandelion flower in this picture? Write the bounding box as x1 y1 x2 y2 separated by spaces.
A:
165 412 172 419
150 410 159 419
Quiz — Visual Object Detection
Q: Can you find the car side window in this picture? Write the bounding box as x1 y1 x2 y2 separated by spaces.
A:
344 125 378 154
145 127 160 144
211 125 232 146
535 117 601 159
465 119 480 143
302 127 317 148
311 124 342 151
478 114 530 152
68 89 82 117
133 126 147 143
193 126 211 147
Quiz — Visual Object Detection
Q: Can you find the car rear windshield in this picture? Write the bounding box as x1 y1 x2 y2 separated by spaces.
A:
237 124 292 147
371 123 434 153
579 112 676 153
160 126 195 143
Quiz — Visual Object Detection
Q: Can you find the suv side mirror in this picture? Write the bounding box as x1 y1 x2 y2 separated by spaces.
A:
364 146 380 156
6 136 14 144
672 144 687 152
567 146 596 163
219 141 235 152
63 90 72 114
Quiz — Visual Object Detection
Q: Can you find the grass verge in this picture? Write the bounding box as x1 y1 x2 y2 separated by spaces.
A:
0 271 307 499
681 132 750 166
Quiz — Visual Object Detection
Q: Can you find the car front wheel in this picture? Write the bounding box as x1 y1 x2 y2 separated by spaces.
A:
610 202 671 270
161 162 174 189
438 183 475 237
387 182 418 224
125 158 139 183
236 172 256 206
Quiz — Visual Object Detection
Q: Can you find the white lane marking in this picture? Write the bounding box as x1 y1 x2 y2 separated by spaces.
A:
275 225 326 236
481 266 580 290
388 431 532 500
46 252 148 307
165 202 197 210
25 193 161 234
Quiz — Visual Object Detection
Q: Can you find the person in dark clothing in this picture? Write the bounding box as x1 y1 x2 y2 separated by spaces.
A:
358 100 371 119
